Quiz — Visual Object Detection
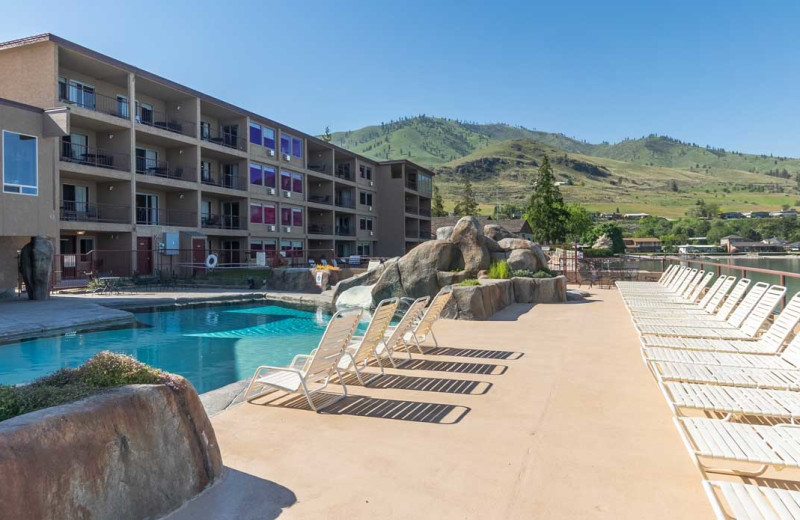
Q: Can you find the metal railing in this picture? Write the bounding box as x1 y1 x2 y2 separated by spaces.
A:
136 207 197 227
60 201 131 224
406 181 418 190
60 141 130 171
201 128 247 152
405 205 418 214
59 86 129 119
308 224 332 235
200 169 247 191
136 108 196 138
201 213 243 230
135 157 189 181
335 165 353 181
335 197 356 209
308 194 333 205
419 207 432 217
335 226 356 236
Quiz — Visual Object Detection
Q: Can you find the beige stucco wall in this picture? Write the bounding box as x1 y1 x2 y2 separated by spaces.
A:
0 41 57 108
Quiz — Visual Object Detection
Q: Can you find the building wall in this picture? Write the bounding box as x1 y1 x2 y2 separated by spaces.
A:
0 41 57 108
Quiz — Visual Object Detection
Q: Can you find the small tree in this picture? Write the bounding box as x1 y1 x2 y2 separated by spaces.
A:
431 185 447 217
322 126 332 142
564 203 593 243
583 222 626 254
524 155 568 243
454 179 479 216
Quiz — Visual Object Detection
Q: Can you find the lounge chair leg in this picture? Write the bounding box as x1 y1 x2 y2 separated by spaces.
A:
429 329 439 348
300 380 318 412
411 333 425 354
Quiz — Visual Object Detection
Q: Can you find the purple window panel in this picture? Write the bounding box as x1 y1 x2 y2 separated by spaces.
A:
280 134 290 155
249 124 262 145
292 209 303 227
263 205 276 224
292 137 302 158
281 207 291 226
280 171 292 191
250 164 263 185
263 128 275 149
250 204 263 224
292 172 303 193
263 167 276 188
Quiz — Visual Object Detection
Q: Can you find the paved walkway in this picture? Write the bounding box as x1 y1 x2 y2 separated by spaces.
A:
165 289 712 519
0 298 133 342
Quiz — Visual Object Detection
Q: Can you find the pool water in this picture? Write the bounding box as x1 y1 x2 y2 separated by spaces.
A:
0 302 367 394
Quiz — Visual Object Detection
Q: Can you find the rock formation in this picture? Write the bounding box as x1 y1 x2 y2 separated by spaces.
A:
18 236 53 300
593 234 613 250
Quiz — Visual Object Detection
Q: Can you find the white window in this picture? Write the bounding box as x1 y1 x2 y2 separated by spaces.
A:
2 130 38 195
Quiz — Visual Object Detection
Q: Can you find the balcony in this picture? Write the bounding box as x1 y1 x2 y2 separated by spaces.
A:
201 213 243 230
60 142 130 172
136 157 189 181
201 169 247 191
405 230 419 239
136 108 196 138
59 87 129 120
201 128 247 152
406 180 418 191
405 205 418 214
335 226 356 237
419 207 432 217
335 198 356 209
308 194 332 205
60 201 130 224
335 164 354 181
308 224 332 235
136 207 196 227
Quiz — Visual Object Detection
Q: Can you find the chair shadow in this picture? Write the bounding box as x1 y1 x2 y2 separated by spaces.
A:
162 467 296 520
390 358 508 375
338 372 492 395
258 392 470 424
420 346 523 360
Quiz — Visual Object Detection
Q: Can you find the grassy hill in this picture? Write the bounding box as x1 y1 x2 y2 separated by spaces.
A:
328 117 800 217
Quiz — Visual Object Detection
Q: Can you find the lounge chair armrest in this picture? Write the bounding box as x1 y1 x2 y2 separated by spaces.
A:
290 354 312 370
252 364 303 380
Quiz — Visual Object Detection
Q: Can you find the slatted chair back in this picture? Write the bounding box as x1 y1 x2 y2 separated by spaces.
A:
670 268 695 293
700 276 734 312
675 269 701 297
755 292 800 352
716 279 751 320
662 265 684 287
726 282 769 328
350 298 398 366
385 296 429 351
304 309 362 382
658 264 676 284
414 289 453 339
739 285 788 337
686 271 713 302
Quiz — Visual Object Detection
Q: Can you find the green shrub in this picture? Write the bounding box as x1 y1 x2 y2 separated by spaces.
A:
487 259 510 279
530 270 554 278
582 248 613 258
0 352 183 423
456 279 481 286
511 267 554 278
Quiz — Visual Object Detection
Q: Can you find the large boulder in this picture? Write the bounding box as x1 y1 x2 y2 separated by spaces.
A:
0 384 222 520
436 226 454 240
372 240 457 303
19 236 53 300
451 216 490 273
484 236 505 252
593 234 613 250
484 224 515 242
268 268 320 293
337 284 376 309
332 258 396 302
497 238 548 270
507 248 543 272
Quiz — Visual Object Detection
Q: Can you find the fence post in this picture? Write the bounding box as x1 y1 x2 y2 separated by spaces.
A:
781 274 787 309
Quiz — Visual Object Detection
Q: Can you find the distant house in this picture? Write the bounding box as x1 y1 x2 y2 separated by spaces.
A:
623 237 661 253
678 244 721 254
785 241 800 252
623 213 650 220
728 242 784 253
598 212 621 220
720 212 745 220
720 235 746 252
762 237 788 246
431 216 533 240
745 211 771 219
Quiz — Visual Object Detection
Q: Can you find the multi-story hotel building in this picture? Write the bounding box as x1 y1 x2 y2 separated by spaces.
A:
0 34 433 289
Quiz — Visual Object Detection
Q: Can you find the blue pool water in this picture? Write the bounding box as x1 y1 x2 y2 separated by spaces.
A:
0 302 365 394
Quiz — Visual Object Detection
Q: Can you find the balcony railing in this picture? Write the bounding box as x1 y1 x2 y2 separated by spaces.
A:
406 181 418 191
136 108 196 138
60 141 130 171
308 224 332 235
136 207 197 227
136 157 188 181
405 205 419 214
335 165 353 181
335 226 356 237
201 128 247 152
60 201 131 224
308 194 332 205
405 230 419 238
59 86 129 120
335 197 356 209
419 207 432 217
201 213 243 230
200 170 247 191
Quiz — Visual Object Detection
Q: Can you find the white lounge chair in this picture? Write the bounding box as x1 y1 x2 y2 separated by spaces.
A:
703 480 800 520
659 381 800 421
337 298 399 385
630 276 735 318
623 268 699 302
385 288 453 352
637 283 783 339
676 417 800 477
380 296 430 366
243 308 363 411
640 291 800 353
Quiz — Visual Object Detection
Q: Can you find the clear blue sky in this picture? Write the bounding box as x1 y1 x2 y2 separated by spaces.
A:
2 0 799 156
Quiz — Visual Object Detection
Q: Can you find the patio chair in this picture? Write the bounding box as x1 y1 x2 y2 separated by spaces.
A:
629 276 735 318
676 417 800 477
636 283 783 339
703 480 800 520
640 291 800 353
658 381 800 422
380 296 430 367
386 288 453 352
244 308 363 411
336 298 399 385
622 268 703 304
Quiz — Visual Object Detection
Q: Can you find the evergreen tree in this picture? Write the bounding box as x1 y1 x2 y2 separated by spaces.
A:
524 155 568 243
322 126 332 142
454 179 479 216
432 185 447 217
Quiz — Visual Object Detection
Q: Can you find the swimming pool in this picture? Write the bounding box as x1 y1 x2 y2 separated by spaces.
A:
0 301 365 394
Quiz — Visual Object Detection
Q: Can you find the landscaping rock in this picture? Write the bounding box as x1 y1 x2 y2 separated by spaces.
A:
477 270 489 280
18 236 53 300
332 258 395 302
567 289 587 301
512 275 568 304
268 268 320 293
0 383 222 520
451 216 490 273
484 236 505 252
484 224 516 242
337 284 376 309
593 234 613 250
450 275 568 319
436 226 454 240
507 248 539 272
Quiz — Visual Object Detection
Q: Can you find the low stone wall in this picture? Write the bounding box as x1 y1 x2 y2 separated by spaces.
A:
447 275 568 320
268 267 360 293
0 384 222 520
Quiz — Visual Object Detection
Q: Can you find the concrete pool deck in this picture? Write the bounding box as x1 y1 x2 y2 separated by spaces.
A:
164 289 713 520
